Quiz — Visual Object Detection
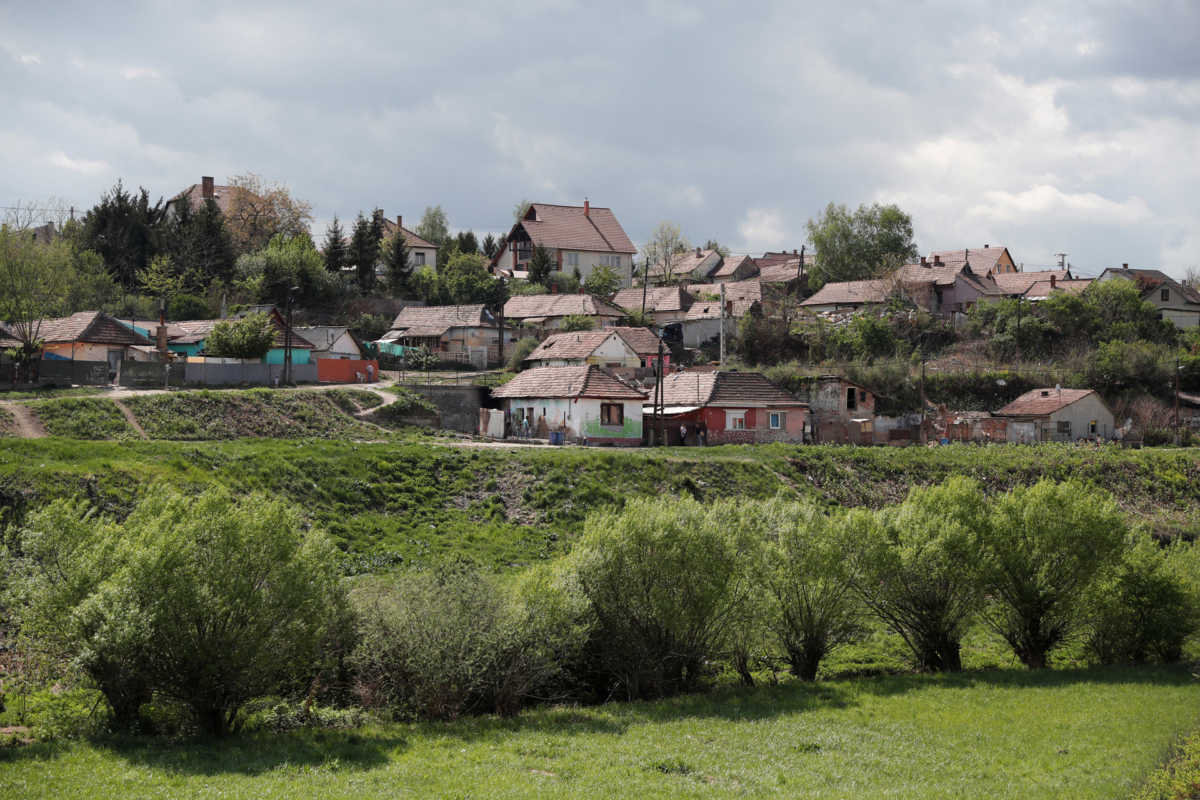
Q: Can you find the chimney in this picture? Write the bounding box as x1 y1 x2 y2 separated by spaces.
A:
583 198 590 217
920 256 927 267
695 246 702 257
1050 274 1056 288
201 176 214 200
984 243 989 249
1122 263 1128 269
793 249 798 255
933 255 942 266
396 215 402 229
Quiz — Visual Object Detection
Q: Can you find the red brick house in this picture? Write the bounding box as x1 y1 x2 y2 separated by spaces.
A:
649 370 808 445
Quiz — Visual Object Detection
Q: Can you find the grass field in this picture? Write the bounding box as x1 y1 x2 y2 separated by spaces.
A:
24 398 137 439
1 666 1196 799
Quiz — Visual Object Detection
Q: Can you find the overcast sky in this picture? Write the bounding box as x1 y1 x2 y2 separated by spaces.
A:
2 1 1198 278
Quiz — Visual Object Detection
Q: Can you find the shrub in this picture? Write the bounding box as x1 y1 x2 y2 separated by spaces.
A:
7 487 345 736
168 293 212 320
1088 536 1197 665
843 477 983 672
205 311 276 360
348 565 584 719
559 314 594 332
978 480 1126 668
508 337 539 371
571 496 755 699
758 500 863 680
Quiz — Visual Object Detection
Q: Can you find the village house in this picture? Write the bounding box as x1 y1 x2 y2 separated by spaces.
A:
1096 266 1200 328
37 310 157 379
610 286 693 326
801 255 1003 319
491 201 637 287
611 326 669 370
649 370 809 445
293 326 366 360
799 279 894 314
502 293 627 333
806 375 877 445
927 245 1018 277
995 387 1115 443
379 214 439 271
1022 276 1093 301
164 175 247 217
988 269 1073 297
709 254 759 283
383 304 507 367
523 330 641 369
166 308 315 365
645 247 722 285
490 364 647 445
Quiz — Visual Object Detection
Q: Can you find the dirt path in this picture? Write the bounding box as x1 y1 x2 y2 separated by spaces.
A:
112 400 149 440
3 403 46 438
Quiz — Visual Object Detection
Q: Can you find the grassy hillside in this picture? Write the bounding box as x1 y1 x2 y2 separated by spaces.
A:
1 665 1196 799
0 439 1196 570
24 398 137 440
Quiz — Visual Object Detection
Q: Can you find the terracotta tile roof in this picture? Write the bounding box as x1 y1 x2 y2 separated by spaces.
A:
171 314 314 350
0 323 21 348
379 218 438 250
491 364 647 400
36 311 153 345
895 262 971 288
996 388 1100 416
758 260 808 284
713 254 758 278
928 246 1012 275
610 326 663 356
658 370 805 407
611 286 693 314
646 248 719 280
391 304 494 337
1023 279 1092 299
801 279 892 307
525 330 624 362
293 326 363 354
171 319 219 344
503 293 626 321
990 270 1071 296
170 181 261 216
687 279 762 305
514 203 637 255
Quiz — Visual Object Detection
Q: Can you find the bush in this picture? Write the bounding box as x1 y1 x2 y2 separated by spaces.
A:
758 499 863 680
1088 536 1196 665
508 337 539 371
559 314 594 332
979 480 1127 668
168 293 213 320
570 496 755 699
205 311 276 360
843 477 983 672
348 565 585 719
7 487 345 736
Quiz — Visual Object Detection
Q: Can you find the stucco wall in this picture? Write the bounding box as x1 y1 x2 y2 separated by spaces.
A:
502 395 642 443
1048 393 1115 439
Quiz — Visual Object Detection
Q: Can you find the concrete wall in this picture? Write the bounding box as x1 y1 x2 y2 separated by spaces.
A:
400 384 485 433
1049 393 1115 440
38 359 110 385
118 360 185 388
182 360 318 386
501 395 643 444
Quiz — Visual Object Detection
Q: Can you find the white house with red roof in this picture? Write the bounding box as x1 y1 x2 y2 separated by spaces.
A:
491 201 638 286
995 388 1114 443
490 364 647 444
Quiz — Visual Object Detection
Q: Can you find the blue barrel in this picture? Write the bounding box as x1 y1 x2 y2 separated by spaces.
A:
549 431 564 445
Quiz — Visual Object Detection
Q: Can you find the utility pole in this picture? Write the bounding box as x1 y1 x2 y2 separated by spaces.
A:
283 285 299 386
1176 354 1182 446
654 337 665 446
1015 296 1022 364
719 282 727 368
497 276 506 369
919 354 928 445
1055 252 1068 268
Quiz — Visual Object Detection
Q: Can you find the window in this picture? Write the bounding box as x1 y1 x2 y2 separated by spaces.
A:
414 252 426 266
846 387 857 410
726 410 746 429
566 252 579 267
1162 288 1170 301
1089 419 1098 435
600 403 623 426
769 412 784 429
598 254 621 268
1057 420 1072 435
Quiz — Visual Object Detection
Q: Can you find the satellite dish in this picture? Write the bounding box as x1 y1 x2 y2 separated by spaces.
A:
996 379 1007 387
1055 383 1062 391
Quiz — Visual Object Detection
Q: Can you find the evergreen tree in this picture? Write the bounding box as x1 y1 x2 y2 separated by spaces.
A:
80 180 166 292
527 245 554 286
382 232 411 297
347 213 380 293
482 233 498 258
323 216 346 274
456 230 479 255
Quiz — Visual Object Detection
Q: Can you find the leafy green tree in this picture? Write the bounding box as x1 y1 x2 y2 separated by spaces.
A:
805 202 918 289
513 199 531 222
441 251 506 308
1087 535 1197 665
843 477 984 672
409 265 443 305
416 205 450 248
235 234 336 308
560 314 594 332
0 228 72 355
508 336 539 371
205 311 277 359
1085 339 1174 399
571 496 756 699
163 196 236 290
137 254 185 301
222 173 313 256
381 232 411 296
322 216 347 274
758 500 864 680
583 264 622 297
79 180 165 291
978 480 1126 669
527 245 554 286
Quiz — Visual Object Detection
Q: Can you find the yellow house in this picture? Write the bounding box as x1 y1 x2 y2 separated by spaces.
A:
38 311 155 370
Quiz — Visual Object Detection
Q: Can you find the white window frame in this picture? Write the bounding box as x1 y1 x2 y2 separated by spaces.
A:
726 410 746 430
566 252 579 267
769 412 784 429
414 252 426 266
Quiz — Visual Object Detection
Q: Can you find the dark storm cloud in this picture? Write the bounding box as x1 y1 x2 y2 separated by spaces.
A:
1 0 1198 275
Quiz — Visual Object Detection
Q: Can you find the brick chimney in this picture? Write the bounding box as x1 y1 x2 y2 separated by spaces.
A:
1050 274 1056 288
933 254 942 266
920 256 928 267
201 176 214 200
1122 263 1129 269
695 246 702 257
583 198 590 217
984 243 989 248
396 215 402 229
